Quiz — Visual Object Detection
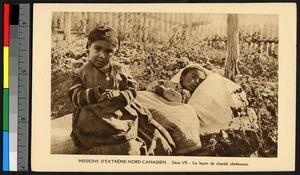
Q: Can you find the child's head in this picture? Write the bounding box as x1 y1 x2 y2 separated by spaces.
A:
180 66 207 92
86 26 119 68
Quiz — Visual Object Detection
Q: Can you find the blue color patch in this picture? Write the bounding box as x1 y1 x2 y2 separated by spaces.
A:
3 131 9 171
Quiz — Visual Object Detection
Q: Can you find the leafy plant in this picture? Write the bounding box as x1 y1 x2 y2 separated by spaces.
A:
51 25 278 157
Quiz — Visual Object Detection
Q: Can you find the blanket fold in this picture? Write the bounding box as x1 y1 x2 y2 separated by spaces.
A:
137 91 202 155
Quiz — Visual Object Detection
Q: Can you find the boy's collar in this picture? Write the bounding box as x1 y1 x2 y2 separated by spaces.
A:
90 60 111 73
98 63 111 73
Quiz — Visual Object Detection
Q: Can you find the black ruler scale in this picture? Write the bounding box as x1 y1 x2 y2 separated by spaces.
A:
17 4 30 171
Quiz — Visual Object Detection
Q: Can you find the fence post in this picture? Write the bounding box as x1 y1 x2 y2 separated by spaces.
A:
113 13 118 29
100 12 105 26
271 41 275 52
170 13 175 31
142 13 149 41
259 41 264 57
165 13 170 33
52 12 59 32
185 13 192 42
116 13 122 35
95 13 100 26
266 41 270 56
71 12 75 32
109 12 113 27
75 12 81 32
82 12 87 33
149 13 154 33
160 13 166 39
198 14 206 40
174 13 180 28
63 12 72 41
58 12 64 30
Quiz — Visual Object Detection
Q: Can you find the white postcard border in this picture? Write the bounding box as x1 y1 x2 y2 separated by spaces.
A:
31 3 296 172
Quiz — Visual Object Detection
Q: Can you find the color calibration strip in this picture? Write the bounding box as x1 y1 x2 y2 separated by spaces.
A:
10 4 20 171
3 3 10 171
2 3 30 171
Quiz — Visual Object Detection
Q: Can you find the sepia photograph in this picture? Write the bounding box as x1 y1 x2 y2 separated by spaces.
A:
50 11 279 157
32 3 296 172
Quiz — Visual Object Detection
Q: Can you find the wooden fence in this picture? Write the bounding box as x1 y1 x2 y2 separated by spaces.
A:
53 12 278 38
52 12 278 56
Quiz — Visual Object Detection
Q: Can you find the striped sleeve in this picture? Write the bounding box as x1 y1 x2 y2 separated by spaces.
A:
117 70 138 106
68 75 103 108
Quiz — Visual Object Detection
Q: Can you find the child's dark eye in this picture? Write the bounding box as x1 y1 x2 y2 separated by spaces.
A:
94 46 102 51
105 49 113 53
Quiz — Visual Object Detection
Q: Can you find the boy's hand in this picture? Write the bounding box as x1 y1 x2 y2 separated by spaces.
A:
99 89 120 101
163 88 182 103
154 85 166 96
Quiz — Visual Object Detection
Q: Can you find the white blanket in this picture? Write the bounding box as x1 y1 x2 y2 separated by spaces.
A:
136 91 201 155
188 73 250 134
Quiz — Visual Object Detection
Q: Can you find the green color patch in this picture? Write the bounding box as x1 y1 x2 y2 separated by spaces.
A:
3 88 9 131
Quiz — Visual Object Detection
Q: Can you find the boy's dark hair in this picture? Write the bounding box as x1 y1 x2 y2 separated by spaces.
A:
181 67 199 77
180 67 202 78
180 66 207 84
86 26 119 49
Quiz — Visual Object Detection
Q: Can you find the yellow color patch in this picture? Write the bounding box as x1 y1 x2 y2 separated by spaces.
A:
3 46 9 88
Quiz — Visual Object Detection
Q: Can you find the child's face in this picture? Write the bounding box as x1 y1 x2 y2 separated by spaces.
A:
181 69 205 92
89 40 117 68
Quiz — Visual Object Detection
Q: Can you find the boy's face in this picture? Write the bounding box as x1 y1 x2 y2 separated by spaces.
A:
89 40 117 68
181 69 205 92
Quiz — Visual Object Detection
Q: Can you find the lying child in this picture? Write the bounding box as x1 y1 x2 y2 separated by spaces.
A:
148 65 207 103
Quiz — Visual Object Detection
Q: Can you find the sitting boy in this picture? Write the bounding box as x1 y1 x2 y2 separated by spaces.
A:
68 26 174 155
